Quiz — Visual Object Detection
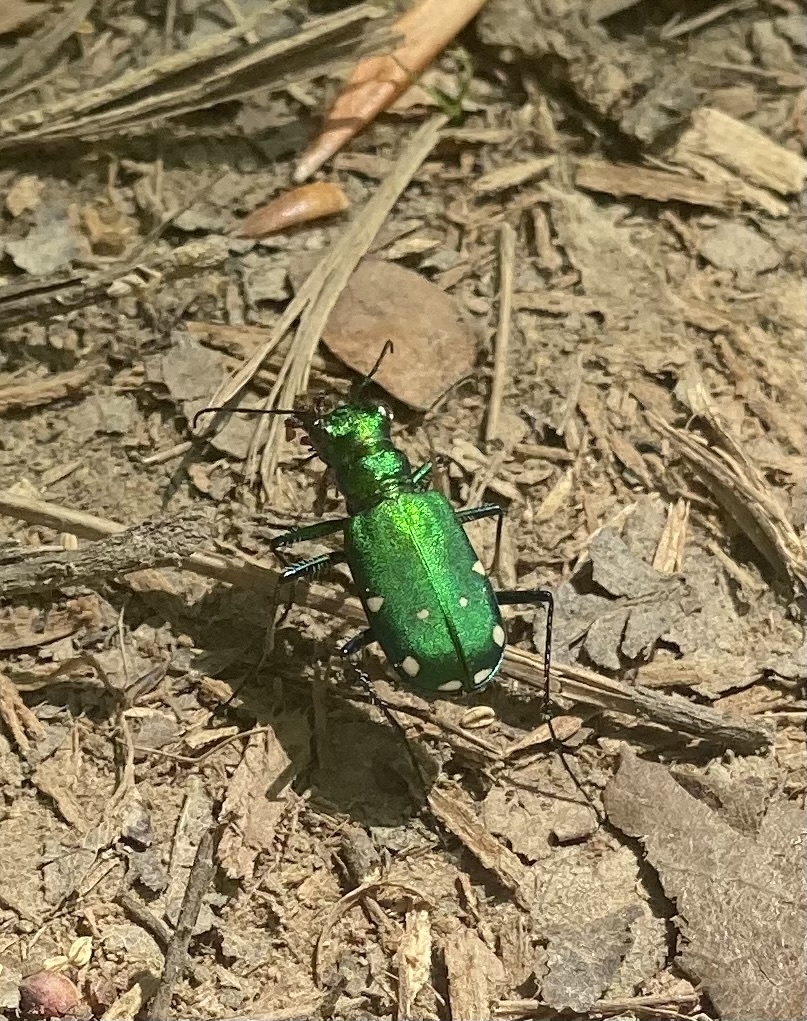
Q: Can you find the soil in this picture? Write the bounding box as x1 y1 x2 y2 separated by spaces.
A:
0 2 804 1020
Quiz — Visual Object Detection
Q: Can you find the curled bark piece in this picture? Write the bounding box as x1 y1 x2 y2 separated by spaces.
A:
294 0 489 182
240 182 350 238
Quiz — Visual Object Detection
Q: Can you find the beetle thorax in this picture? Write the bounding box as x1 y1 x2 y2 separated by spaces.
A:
304 403 414 512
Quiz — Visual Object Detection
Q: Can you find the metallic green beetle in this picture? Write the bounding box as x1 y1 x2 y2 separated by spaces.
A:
267 389 554 697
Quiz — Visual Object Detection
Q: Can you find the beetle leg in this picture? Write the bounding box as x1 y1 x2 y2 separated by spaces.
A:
281 551 346 582
495 588 553 714
410 462 432 488
271 517 350 550
457 503 505 572
340 628 376 657
495 589 598 817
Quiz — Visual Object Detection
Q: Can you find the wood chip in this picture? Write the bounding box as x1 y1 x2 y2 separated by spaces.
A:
395 910 432 1020
0 363 103 414
427 787 533 909
533 468 574 524
472 156 555 195
649 376 806 592
652 498 689 574
673 107 806 195
576 157 735 208
0 668 46 753
668 150 790 217
443 925 505 1020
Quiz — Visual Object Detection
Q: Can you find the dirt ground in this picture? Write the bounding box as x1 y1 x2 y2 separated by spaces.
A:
0 2 805 1020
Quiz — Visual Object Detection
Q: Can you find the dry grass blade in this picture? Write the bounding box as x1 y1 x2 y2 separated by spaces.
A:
648 410 806 593
201 113 449 495
0 3 392 148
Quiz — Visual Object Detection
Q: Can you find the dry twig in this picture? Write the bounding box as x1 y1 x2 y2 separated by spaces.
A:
485 221 516 443
0 494 772 753
0 512 210 597
146 825 219 1021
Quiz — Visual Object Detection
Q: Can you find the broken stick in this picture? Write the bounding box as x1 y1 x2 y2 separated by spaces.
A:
145 825 218 1021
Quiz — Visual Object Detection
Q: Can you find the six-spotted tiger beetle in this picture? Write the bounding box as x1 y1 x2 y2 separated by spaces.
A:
195 343 554 702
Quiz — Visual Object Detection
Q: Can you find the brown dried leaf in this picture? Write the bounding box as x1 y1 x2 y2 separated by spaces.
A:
604 749 806 1021
532 842 667 1012
482 764 596 861
542 909 638 1011
6 205 86 275
317 258 478 410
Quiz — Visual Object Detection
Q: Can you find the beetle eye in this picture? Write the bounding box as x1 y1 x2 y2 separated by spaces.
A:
377 403 392 420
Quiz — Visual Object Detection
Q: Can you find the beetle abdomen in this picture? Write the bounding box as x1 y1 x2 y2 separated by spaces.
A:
345 491 505 693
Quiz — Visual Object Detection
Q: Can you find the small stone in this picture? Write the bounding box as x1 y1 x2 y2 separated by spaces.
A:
18 972 81 1019
699 222 780 276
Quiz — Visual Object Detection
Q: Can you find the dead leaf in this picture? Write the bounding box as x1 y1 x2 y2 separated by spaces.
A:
309 258 478 410
81 203 137 256
218 715 309 880
6 206 86 275
603 749 806 1021
482 762 597 860
588 529 673 599
531 843 668 1012
542 908 639 1011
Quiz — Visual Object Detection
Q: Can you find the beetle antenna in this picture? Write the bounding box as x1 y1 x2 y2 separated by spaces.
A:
354 340 394 397
192 405 297 431
540 603 602 821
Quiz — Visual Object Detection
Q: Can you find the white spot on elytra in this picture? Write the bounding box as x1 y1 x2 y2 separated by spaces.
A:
367 596 384 613
474 669 491 685
492 624 506 647
401 656 420 677
437 680 463 692
459 597 469 608
416 608 430 620
472 560 485 575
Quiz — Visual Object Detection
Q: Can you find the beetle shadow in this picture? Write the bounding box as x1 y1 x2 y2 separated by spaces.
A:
151 583 436 828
